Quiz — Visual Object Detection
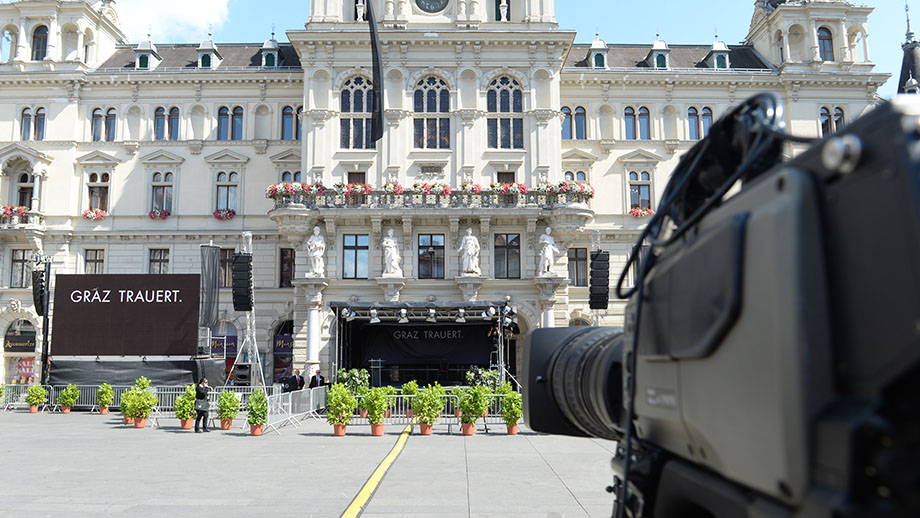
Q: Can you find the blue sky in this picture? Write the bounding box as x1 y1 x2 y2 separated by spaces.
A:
114 0 905 99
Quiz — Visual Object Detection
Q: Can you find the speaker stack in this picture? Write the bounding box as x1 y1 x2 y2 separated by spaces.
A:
231 253 253 312
589 250 609 310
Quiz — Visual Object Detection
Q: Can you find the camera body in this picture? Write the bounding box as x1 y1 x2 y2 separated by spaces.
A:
524 97 920 517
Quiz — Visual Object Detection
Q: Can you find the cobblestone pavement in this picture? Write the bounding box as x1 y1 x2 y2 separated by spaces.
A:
0 411 617 518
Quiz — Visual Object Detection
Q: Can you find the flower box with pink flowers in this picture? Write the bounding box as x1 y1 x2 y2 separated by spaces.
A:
82 208 108 221
149 209 170 220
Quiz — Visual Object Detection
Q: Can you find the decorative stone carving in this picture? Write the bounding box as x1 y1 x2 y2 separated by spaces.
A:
305 226 326 277
537 227 560 276
381 228 403 277
458 228 481 276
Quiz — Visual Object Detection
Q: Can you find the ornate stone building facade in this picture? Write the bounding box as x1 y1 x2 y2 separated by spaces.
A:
0 0 887 385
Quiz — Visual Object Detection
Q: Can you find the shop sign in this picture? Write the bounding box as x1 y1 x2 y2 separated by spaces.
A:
4 336 36 353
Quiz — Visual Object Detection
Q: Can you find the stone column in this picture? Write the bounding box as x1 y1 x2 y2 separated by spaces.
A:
534 276 568 328
809 21 820 61
47 15 58 61
15 22 27 62
782 28 791 63
295 277 328 370
837 21 849 62
31 172 41 212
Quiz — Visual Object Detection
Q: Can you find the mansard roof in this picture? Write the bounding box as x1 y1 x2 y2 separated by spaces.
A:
96 43 301 70
564 43 771 70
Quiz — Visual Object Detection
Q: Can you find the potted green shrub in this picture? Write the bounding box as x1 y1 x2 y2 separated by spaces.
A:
365 387 388 436
120 388 136 424
449 386 465 417
356 385 370 418
500 389 523 435
458 385 490 436
414 384 444 435
128 388 158 428
384 385 398 418
401 380 419 417
57 384 80 413
326 383 357 436
246 389 268 436
96 383 114 415
25 384 47 413
174 385 196 429
216 390 240 430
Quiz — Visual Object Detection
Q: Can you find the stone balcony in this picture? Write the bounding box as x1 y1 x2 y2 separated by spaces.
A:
0 210 45 243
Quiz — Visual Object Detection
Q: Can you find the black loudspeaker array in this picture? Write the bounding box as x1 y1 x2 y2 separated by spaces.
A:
589 250 609 310
32 270 45 316
233 364 251 386
231 253 254 312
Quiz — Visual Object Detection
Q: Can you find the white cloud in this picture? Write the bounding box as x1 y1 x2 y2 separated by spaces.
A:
115 0 230 43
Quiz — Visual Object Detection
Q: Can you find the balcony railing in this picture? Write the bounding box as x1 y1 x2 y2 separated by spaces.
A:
0 210 43 228
269 190 593 211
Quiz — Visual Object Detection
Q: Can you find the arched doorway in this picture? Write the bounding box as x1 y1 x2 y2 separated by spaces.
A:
4 319 37 384
272 320 294 384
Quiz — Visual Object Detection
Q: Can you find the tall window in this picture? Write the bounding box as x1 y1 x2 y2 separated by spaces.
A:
168 107 179 140
11 250 31 288
487 76 524 149
701 107 713 137
20 108 31 141
151 172 174 212
688 107 713 140
656 54 667 68
414 77 450 149
638 107 650 140
155 107 166 140
85 249 105 274
821 106 845 136
567 248 588 287
17 174 33 208
231 107 243 140
418 234 445 279
218 107 229 140
561 107 572 139
34 108 45 141
216 172 239 211
219 248 234 288
340 77 375 149
282 106 295 140
625 107 636 140
279 248 295 287
625 106 650 140
494 233 521 279
716 55 727 69
31 26 48 61
138 54 149 69
343 234 369 279
629 171 651 210
149 249 169 274
574 107 586 139
594 53 606 68
92 108 104 142
88 172 109 211
564 171 586 182
281 171 301 182
105 108 116 141
818 27 834 62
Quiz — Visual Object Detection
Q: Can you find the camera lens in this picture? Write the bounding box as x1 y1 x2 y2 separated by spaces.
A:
547 327 624 440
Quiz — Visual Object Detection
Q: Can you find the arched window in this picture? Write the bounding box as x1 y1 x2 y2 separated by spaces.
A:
716 54 727 69
201 53 212 68
151 172 174 213
487 76 524 149
629 171 652 210
656 54 666 68
564 171 574 181
561 107 573 140
88 172 109 212
576 171 586 182
138 54 149 69
701 107 713 137
296 106 303 140
83 29 94 63
574 107 586 140
687 107 699 140
594 53 606 68
34 108 45 141
281 171 302 182
154 107 166 140
281 106 295 140
638 107 650 140
818 27 834 62
216 171 239 211
833 107 844 131
624 107 636 140
264 53 275 67
91 108 104 142
1 28 17 63
168 107 180 140
820 107 832 136
775 31 784 64
31 26 48 61
17 173 33 208
20 108 31 141
105 108 116 141
231 107 244 140
217 107 230 140
414 77 450 149
341 77 375 149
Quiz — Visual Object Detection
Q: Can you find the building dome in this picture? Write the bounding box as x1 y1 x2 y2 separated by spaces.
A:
262 38 279 50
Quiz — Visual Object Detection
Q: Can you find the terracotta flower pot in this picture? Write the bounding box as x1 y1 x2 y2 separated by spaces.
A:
29 405 38 413
179 418 194 430
384 409 391 418
100 406 109 415
333 424 347 436
507 423 519 435
454 409 462 418
250 424 264 436
62 406 72 414
483 408 488 417
359 409 368 418
461 422 475 436
370 423 384 436
419 423 432 435
134 417 147 428
123 415 135 425
220 419 233 430
406 408 413 418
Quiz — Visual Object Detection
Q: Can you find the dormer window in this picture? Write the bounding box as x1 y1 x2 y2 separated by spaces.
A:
201 53 212 68
650 36 670 69
716 54 727 68
134 39 161 70
593 53 606 68
138 54 149 69
261 36 280 68
265 53 275 67
197 37 222 69
655 53 667 68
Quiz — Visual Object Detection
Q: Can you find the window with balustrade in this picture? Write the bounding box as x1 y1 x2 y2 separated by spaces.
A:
87 172 109 212
487 77 524 149
414 77 450 149
340 77 376 149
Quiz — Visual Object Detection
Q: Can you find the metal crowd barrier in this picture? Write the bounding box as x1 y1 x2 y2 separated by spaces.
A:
343 394 511 434
265 386 329 434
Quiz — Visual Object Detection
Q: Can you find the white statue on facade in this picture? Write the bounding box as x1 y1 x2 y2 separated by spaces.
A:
538 226 560 276
306 226 326 277
381 228 403 277
458 228 481 276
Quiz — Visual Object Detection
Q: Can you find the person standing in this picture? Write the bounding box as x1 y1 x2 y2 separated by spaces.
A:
195 377 210 433
293 369 305 390
309 369 325 388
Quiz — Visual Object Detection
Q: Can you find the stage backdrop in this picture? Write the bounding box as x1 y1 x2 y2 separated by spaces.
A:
52 274 200 356
351 322 493 366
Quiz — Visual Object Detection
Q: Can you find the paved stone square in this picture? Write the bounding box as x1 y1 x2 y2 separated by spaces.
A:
0 411 617 518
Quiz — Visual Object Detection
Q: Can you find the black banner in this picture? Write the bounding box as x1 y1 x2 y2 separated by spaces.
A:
4 336 36 353
351 322 493 366
52 274 200 356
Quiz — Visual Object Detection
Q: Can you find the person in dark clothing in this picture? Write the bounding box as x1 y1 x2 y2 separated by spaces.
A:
293 369 305 391
309 369 325 388
195 377 210 433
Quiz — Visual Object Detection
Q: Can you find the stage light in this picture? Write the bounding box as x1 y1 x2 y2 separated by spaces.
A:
426 308 437 323
369 308 380 324
455 308 466 323
398 308 409 323
345 310 356 322
488 306 497 316
340 307 350 318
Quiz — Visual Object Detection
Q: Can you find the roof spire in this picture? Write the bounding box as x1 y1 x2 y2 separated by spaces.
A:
208 24 213 40
909 1 916 43
271 23 276 40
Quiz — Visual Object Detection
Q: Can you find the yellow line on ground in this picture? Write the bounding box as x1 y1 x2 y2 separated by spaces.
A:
340 422 414 518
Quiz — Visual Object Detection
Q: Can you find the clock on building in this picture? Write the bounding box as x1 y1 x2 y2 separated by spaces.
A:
416 0 449 14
